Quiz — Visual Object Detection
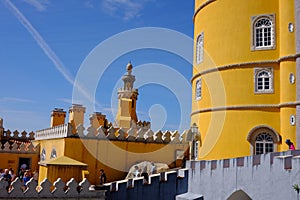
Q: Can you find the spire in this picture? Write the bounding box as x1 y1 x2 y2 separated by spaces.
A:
115 62 139 129
122 61 136 91
126 61 133 75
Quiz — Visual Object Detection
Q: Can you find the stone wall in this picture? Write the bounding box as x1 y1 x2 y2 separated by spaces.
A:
185 150 300 199
0 177 105 199
102 168 188 200
0 169 188 200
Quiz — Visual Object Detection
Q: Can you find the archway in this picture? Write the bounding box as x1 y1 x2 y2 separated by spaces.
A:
227 189 252 200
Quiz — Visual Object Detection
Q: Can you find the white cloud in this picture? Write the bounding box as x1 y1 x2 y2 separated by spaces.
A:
57 98 74 105
0 97 35 103
101 0 153 21
84 0 94 8
23 0 49 11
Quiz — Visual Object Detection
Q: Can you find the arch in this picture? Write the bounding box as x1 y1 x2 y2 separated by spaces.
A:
254 67 273 93
247 125 281 155
196 32 204 64
227 190 252 200
251 14 275 50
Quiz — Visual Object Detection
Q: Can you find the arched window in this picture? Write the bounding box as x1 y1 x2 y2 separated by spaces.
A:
247 126 280 155
41 148 46 161
254 68 273 93
251 15 275 50
255 133 274 154
196 32 204 64
195 78 202 100
50 148 57 159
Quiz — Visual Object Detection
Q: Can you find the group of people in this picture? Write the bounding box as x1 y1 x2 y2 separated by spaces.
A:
0 165 38 191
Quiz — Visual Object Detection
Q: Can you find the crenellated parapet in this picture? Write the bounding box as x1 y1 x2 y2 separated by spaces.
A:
74 124 188 144
0 129 38 154
0 129 35 142
0 141 39 154
99 168 189 200
36 123 189 144
0 177 105 199
185 150 300 199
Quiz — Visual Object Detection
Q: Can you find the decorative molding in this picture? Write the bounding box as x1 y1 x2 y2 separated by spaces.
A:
250 14 276 51
254 67 274 94
191 101 300 115
191 53 300 82
193 0 217 22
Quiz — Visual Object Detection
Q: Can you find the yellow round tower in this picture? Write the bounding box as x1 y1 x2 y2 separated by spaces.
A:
192 0 299 160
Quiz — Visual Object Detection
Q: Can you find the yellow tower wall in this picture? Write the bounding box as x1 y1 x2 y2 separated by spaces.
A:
192 0 297 160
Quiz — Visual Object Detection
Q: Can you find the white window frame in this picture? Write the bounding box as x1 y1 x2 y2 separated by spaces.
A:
254 67 273 94
196 32 204 64
41 148 46 161
255 133 274 155
195 78 202 100
50 147 57 159
251 14 275 51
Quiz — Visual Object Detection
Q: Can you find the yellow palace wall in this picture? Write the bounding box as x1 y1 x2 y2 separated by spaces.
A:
192 0 297 160
0 153 39 172
38 138 189 185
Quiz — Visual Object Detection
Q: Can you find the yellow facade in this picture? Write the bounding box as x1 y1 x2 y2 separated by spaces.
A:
0 152 39 173
192 0 298 159
38 137 189 185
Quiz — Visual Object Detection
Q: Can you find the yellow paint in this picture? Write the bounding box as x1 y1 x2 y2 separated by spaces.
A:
116 98 137 128
38 137 189 185
192 0 297 160
115 63 139 129
0 152 39 172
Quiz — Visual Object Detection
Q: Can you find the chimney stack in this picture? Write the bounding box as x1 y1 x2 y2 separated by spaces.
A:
68 104 86 131
89 112 107 129
50 108 66 127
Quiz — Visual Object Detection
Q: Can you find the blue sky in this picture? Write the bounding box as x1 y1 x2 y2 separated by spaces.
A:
0 0 194 133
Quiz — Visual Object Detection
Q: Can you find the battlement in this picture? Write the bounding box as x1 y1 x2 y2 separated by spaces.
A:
0 130 35 141
0 169 188 199
0 177 105 199
0 129 38 154
36 123 189 144
186 150 300 199
188 150 300 171
98 168 189 200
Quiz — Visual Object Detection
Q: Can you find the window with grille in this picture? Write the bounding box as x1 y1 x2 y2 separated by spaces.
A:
50 148 57 159
195 78 202 100
255 133 274 155
252 15 275 50
254 68 273 93
196 33 204 64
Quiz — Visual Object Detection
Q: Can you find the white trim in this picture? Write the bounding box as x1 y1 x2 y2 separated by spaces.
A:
251 14 276 51
254 67 274 94
196 32 204 64
195 78 202 100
